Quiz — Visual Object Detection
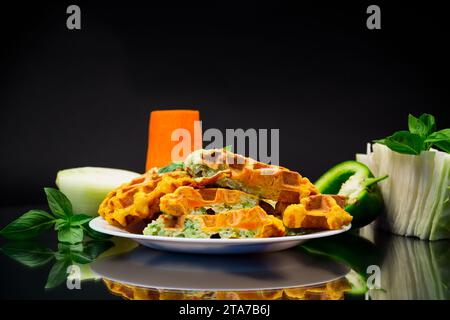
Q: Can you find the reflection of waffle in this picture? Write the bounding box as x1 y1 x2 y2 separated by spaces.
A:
160 186 259 216
165 206 285 238
98 170 229 230
283 195 352 230
102 277 351 300
186 149 319 202
284 278 352 300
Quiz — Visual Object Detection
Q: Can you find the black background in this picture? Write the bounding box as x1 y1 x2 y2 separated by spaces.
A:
1 1 448 205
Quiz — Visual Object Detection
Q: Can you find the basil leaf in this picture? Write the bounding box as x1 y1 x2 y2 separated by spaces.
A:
0 242 54 268
425 129 450 153
69 214 92 227
45 258 72 289
424 129 450 143
0 210 55 240
57 226 83 244
54 219 68 231
432 140 450 153
223 145 233 151
82 223 112 240
374 131 424 155
158 161 185 173
419 113 436 135
44 187 73 218
408 114 429 138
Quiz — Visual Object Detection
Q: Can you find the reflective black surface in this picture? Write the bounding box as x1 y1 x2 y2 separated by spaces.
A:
1 205 449 300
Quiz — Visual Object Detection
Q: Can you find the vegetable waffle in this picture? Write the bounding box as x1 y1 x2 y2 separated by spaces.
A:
98 149 352 237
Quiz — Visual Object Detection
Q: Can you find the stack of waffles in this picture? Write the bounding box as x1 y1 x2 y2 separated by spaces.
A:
98 149 352 238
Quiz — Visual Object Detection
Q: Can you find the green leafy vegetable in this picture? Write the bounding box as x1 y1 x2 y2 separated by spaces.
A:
1 238 114 289
223 145 233 151
68 214 93 227
158 161 185 173
81 222 112 240
374 131 424 155
375 113 449 155
0 242 54 268
0 210 55 240
46 241 113 289
58 226 84 244
0 188 111 244
79 240 114 261
54 219 68 231
44 187 73 218
425 129 450 153
408 113 435 138
45 258 72 289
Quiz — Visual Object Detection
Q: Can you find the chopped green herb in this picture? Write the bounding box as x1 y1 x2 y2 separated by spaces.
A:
158 161 185 173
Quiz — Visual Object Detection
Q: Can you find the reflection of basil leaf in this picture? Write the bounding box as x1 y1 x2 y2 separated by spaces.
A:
0 242 54 268
375 131 424 155
55 241 113 264
158 161 184 173
58 226 83 244
48 240 114 288
82 240 114 260
57 242 83 255
69 251 94 264
45 258 72 289
0 210 55 240
44 187 73 218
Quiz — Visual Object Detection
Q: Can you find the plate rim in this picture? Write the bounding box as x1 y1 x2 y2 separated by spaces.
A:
89 216 351 244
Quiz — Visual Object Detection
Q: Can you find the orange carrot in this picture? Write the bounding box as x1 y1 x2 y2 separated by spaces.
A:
146 110 202 171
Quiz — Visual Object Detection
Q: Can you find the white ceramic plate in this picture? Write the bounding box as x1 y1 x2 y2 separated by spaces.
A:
89 216 351 254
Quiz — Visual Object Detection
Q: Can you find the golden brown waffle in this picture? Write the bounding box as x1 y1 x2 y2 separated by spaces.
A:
284 278 352 300
282 194 352 230
102 278 351 300
185 149 318 203
159 186 259 216
161 206 285 238
103 279 160 300
98 169 231 231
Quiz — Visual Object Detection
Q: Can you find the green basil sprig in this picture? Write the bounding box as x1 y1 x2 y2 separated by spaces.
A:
374 113 450 155
0 188 110 244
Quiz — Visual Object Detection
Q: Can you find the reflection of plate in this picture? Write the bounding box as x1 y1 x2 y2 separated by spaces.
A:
91 246 350 291
89 217 351 254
